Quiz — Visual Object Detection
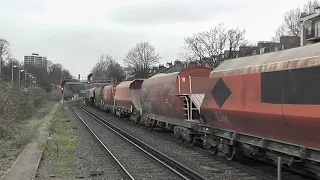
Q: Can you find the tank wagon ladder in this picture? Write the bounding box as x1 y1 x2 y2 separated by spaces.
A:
180 95 202 121
178 74 205 121
175 75 207 145
181 96 190 120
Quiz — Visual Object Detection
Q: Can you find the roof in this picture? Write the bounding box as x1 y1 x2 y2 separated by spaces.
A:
300 9 320 21
116 79 145 88
211 42 320 77
149 72 178 79
148 63 186 77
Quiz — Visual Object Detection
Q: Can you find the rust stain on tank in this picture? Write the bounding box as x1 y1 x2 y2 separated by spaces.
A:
141 67 211 119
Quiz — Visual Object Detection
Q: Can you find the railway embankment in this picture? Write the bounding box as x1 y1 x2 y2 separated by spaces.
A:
0 82 51 178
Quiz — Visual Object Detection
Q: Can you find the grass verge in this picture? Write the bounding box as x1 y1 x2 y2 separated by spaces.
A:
40 105 77 177
0 102 57 177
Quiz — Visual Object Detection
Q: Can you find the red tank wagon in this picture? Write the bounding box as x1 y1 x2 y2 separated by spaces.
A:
199 43 320 171
140 67 211 133
93 87 103 108
114 79 144 117
86 87 96 106
101 83 117 112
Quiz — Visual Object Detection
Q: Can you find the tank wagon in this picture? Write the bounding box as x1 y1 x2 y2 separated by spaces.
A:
93 86 103 108
139 67 211 134
113 79 144 118
198 42 320 173
87 42 320 176
85 87 96 106
101 83 117 112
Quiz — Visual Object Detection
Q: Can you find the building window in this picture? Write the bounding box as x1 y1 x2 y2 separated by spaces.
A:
308 26 312 36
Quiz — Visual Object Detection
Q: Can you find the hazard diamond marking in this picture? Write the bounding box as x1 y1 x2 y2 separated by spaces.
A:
211 78 231 108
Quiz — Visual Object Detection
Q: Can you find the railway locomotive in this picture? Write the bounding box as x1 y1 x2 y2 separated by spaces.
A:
85 42 320 176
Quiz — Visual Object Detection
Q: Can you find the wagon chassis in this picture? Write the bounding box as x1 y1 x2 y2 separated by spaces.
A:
190 124 320 178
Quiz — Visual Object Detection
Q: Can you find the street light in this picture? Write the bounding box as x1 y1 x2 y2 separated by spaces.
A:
50 84 55 98
25 73 32 88
25 72 30 88
29 75 33 87
11 62 18 83
20 69 25 87
33 77 37 88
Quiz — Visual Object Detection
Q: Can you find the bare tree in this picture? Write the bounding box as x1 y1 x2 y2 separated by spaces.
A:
107 59 125 82
182 24 244 68
271 26 286 42
91 55 110 79
124 42 161 78
183 34 206 61
91 54 125 81
284 8 302 37
272 0 319 40
227 28 247 59
303 0 320 14
0 38 11 76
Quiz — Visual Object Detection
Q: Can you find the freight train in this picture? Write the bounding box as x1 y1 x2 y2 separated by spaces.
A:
85 42 320 176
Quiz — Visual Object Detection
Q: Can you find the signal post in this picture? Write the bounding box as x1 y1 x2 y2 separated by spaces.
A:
60 73 93 105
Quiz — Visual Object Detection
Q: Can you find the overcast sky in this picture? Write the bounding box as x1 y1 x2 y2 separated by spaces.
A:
0 0 308 77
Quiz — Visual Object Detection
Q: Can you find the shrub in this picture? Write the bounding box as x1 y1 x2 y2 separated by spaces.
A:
0 81 49 138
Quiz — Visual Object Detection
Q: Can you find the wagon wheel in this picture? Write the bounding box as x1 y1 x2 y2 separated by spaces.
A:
209 146 219 155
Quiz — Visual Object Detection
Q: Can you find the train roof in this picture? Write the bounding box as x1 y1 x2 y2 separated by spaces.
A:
211 42 320 77
116 79 145 89
148 67 212 79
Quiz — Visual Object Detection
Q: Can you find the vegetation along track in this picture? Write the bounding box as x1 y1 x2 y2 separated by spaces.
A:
69 103 207 180
81 103 318 180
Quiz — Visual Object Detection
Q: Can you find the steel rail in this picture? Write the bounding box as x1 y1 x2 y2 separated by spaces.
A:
77 104 208 180
69 105 135 180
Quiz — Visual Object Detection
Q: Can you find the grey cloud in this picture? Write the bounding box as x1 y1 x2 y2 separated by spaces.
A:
107 0 235 25
1 20 161 76
1 0 46 14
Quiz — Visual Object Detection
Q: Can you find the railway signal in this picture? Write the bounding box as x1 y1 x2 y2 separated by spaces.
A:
60 79 67 105
87 73 93 84
61 80 67 93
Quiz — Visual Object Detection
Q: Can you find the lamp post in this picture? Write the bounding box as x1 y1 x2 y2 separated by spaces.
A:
50 84 55 98
25 72 29 88
33 77 37 88
20 69 25 87
25 73 31 88
29 75 33 87
11 61 18 83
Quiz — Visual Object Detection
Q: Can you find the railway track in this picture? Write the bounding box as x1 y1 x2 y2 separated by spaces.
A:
69 103 207 180
81 103 317 180
168 134 316 180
